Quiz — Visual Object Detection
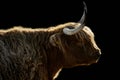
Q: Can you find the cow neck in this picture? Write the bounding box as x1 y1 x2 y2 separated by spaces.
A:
46 46 64 80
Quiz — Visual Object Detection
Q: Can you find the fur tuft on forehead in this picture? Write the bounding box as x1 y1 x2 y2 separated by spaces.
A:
83 26 94 37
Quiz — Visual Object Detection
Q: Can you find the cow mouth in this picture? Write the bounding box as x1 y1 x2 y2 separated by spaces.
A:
82 57 101 65
75 60 98 67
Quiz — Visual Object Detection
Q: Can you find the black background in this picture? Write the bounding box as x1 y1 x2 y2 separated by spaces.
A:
0 0 118 80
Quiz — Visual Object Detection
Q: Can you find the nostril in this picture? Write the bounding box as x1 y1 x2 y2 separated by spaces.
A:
95 52 101 58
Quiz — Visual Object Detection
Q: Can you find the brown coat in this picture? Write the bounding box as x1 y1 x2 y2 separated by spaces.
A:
0 22 101 80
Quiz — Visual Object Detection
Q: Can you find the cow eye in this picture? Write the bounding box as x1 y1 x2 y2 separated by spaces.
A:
76 42 83 47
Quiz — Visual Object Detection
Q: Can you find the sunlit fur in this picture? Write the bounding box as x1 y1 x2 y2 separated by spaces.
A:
0 22 101 80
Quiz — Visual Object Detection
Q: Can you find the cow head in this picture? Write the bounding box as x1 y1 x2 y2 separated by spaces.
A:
49 2 101 68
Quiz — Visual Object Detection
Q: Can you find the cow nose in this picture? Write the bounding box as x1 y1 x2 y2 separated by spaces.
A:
94 51 101 58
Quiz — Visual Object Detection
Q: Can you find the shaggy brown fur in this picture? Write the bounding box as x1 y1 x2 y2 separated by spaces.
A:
0 22 101 80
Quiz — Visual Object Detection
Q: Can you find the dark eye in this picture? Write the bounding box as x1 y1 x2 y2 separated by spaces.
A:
76 42 82 46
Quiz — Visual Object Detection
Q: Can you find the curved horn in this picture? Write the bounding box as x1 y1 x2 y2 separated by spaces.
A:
63 2 87 35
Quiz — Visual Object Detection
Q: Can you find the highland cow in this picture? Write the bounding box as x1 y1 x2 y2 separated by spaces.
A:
0 2 101 80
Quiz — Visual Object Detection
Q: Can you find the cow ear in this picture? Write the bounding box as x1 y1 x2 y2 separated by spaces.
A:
49 34 60 47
